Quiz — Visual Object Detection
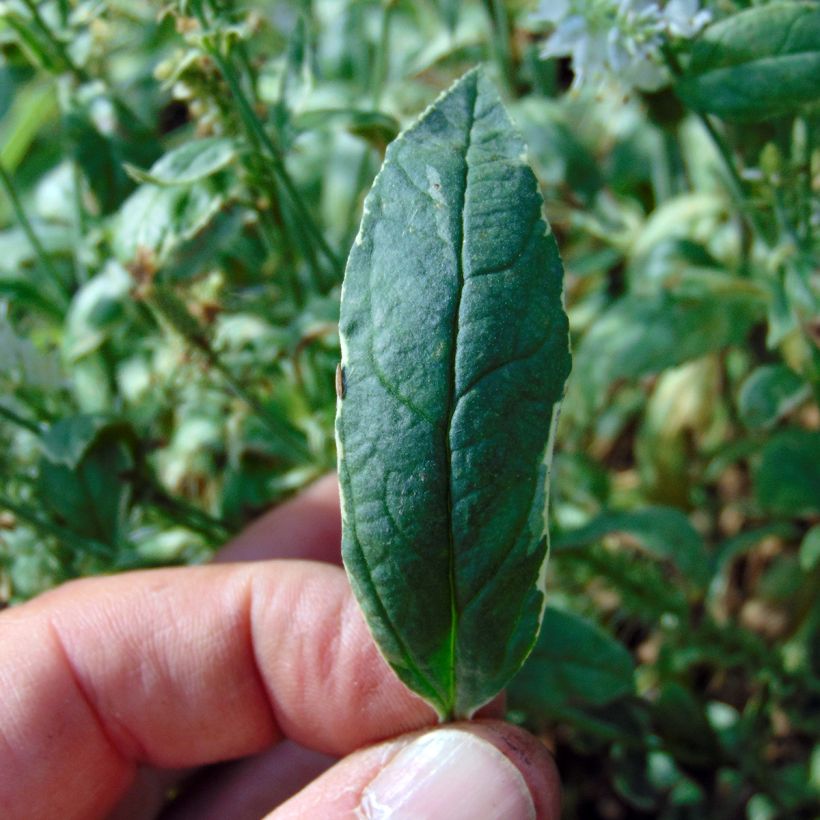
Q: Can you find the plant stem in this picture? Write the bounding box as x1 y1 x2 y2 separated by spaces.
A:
0 493 112 558
207 355 310 463
191 1 340 283
0 160 66 298
0 403 43 436
661 46 768 244
343 0 393 243
147 286 311 463
799 115 813 248
143 476 231 540
487 0 515 94
71 161 89 285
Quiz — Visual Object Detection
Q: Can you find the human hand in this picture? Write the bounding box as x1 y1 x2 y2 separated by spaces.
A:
0 475 560 819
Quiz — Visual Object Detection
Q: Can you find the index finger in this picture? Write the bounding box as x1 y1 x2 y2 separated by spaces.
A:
0 474 435 820
0 562 435 819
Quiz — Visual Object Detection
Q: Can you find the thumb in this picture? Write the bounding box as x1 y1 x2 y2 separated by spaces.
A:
267 720 560 820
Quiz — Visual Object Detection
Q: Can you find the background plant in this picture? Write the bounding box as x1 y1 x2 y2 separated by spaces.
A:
0 1 818 817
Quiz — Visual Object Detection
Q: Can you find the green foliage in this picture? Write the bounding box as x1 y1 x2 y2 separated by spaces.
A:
0 1 818 817
676 3 820 121
337 69 571 720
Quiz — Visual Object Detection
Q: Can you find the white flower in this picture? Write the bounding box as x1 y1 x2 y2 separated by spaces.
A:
663 0 711 37
534 0 711 92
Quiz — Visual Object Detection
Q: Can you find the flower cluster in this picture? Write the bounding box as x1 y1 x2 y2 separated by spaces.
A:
534 0 711 91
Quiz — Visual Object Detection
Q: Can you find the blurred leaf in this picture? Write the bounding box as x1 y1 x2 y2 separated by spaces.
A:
38 440 133 546
0 79 57 173
0 314 62 388
437 0 460 31
714 523 799 572
754 429 820 517
292 109 400 151
512 98 602 203
124 137 238 186
611 745 657 811
509 607 635 721
111 182 224 264
39 414 133 469
554 507 710 586
38 415 136 544
0 222 74 273
63 83 161 214
571 291 761 414
676 3 820 121
63 262 132 361
738 365 809 431
652 683 722 769
800 525 820 572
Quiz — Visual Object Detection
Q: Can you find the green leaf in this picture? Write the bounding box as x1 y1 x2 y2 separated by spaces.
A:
676 3 820 121
336 68 571 720
63 262 133 361
754 429 820 517
111 182 224 264
738 365 809 431
799 525 820 572
571 291 760 416
124 137 237 186
508 607 636 720
652 683 722 768
63 83 160 214
554 507 710 587
38 415 136 545
39 414 133 469
292 109 400 152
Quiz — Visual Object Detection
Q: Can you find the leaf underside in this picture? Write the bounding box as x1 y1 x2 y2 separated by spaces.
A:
336 68 571 719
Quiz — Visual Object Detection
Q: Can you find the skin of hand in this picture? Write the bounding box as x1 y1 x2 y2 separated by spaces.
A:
0 474 560 820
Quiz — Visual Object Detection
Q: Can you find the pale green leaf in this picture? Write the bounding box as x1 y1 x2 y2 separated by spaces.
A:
336 68 571 720
799 525 820 572
111 182 223 264
63 262 132 361
124 137 237 186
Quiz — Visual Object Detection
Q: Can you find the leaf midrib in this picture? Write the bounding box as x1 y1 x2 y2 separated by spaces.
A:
442 73 478 717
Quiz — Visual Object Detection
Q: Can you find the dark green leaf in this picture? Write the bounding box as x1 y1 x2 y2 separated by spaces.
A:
508 607 636 720
676 3 820 121
63 85 160 213
40 414 132 469
38 440 133 546
124 137 237 186
754 429 820 517
738 365 808 430
38 415 136 545
611 746 658 811
554 507 710 587
652 683 722 769
336 68 571 719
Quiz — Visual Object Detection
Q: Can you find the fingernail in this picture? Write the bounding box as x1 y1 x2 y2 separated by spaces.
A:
358 728 536 820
